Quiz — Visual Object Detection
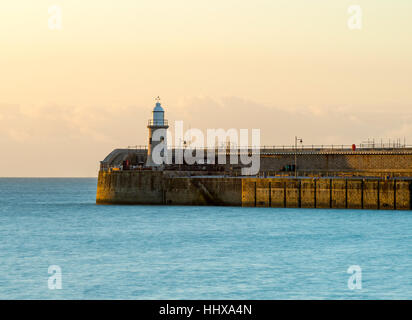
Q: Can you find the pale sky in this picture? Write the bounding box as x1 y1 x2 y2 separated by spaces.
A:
1 1 411 177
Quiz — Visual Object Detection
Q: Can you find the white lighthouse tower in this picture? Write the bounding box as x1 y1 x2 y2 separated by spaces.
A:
145 97 169 167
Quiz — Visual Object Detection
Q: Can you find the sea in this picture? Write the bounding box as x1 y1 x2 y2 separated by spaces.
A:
0 178 411 299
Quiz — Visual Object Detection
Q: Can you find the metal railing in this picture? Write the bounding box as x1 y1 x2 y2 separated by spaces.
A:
127 145 148 150
147 119 169 126
126 144 412 152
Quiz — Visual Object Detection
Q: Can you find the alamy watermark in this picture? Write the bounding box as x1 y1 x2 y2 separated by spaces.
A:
150 121 261 175
46 5 361 31
48 265 62 290
48 5 62 30
348 5 362 30
347 265 362 290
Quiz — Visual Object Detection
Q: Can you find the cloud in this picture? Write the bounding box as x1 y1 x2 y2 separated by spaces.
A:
0 97 411 176
1 97 410 148
0 103 144 144
167 96 412 146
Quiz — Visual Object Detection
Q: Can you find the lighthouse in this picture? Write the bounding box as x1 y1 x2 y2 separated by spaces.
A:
145 97 169 167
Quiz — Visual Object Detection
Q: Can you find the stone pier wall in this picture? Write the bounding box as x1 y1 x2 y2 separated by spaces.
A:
96 171 412 210
240 178 411 210
259 153 412 174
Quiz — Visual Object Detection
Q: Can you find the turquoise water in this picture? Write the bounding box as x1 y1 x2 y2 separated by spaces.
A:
0 178 411 299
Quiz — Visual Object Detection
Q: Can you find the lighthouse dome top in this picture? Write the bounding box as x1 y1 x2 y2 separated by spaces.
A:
153 101 164 112
148 96 168 127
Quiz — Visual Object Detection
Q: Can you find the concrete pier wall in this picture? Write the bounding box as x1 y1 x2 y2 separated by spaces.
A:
241 178 411 210
96 170 164 205
165 177 242 206
259 153 412 175
97 171 242 206
96 171 412 210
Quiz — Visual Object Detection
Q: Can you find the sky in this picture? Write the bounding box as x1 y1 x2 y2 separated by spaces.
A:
0 1 411 177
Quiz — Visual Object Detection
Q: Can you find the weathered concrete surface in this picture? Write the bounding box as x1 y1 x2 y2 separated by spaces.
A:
260 152 412 176
396 180 411 210
271 180 285 208
241 179 256 207
97 171 412 210
331 179 346 209
256 179 269 207
301 179 315 208
285 180 299 208
97 170 242 206
364 180 379 210
379 180 395 210
346 180 362 209
165 177 242 206
316 179 331 209
96 170 164 204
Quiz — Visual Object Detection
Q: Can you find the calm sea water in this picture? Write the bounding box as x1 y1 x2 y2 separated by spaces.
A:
0 178 411 299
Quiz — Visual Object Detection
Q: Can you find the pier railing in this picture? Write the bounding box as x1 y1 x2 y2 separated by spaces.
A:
147 119 169 126
126 144 412 153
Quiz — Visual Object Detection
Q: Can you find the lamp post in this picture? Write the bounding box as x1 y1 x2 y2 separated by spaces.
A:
295 136 303 178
